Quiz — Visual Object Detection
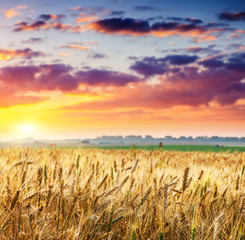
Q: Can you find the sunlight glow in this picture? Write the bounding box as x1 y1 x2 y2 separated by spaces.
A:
19 124 35 134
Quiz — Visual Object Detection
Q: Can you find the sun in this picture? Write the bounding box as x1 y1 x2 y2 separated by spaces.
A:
19 124 36 136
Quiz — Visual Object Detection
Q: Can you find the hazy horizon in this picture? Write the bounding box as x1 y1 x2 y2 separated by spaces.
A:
1 133 245 142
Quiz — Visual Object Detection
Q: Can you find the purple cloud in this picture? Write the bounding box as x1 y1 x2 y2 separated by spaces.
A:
130 57 168 77
75 69 142 86
0 64 143 94
199 58 224 68
164 54 199 65
130 55 198 77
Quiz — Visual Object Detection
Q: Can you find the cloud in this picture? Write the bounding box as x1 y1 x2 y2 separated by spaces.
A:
88 18 151 35
185 46 205 53
130 57 168 77
164 54 199 65
14 21 71 32
219 12 245 21
130 55 198 77
225 62 245 73
87 52 108 59
0 48 45 61
199 58 224 68
236 30 245 34
1 50 245 110
110 11 125 16
134 6 159 11
4 5 27 19
60 44 90 51
13 13 227 42
14 14 71 32
70 57 245 111
0 88 43 107
38 14 65 21
14 20 45 31
75 13 98 23
68 6 105 12
75 69 142 86
167 17 203 24
224 53 245 73
87 17 226 41
69 41 98 45
224 82 245 93
0 64 143 107
58 53 72 57
22 37 45 44
185 45 219 55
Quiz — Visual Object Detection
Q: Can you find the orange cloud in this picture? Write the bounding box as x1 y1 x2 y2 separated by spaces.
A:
4 5 27 19
75 14 98 23
0 48 44 61
194 34 218 43
60 44 90 51
58 53 72 57
236 30 245 34
238 45 245 50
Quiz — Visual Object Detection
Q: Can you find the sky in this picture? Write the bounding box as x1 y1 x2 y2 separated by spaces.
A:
0 0 245 139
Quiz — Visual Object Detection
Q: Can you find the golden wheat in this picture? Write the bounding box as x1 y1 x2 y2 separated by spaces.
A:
0 147 244 239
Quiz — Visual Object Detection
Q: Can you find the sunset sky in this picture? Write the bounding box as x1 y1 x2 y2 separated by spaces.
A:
0 0 245 139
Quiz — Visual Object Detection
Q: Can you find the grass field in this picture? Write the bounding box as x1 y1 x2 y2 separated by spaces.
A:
89 144 245 153
0 147 244 239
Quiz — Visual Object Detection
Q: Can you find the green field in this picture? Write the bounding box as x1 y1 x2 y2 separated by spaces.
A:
90 144 245 152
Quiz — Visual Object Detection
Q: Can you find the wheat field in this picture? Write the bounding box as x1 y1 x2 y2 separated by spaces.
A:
0 147 244 240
